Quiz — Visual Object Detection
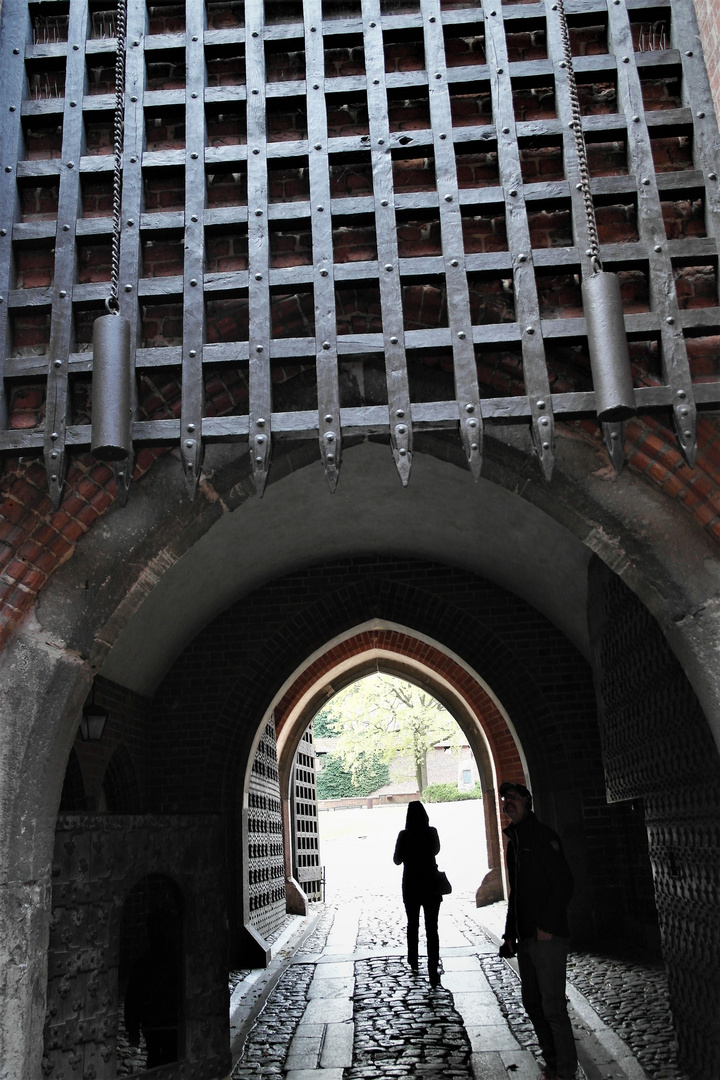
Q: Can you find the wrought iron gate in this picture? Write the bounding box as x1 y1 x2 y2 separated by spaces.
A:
1 0 720 505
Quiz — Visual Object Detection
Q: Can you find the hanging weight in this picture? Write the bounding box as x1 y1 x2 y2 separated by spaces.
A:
91 312 133 460
582 270 636 421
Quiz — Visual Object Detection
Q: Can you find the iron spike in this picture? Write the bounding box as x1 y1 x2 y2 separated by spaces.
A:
601 421 626 475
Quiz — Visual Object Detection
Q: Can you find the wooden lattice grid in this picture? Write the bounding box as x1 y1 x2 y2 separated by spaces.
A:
1 0 720 501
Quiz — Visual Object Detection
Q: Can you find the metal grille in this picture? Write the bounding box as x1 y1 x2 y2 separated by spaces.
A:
2 0 720 499
291 725 322 902
247 716 286 939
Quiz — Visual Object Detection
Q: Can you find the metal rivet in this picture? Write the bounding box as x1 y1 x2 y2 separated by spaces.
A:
509 189 517 197
317 205 324 212
686 51 693 57
9 106 15 112
450 259 459 267
252 89 259 95
576 183 583 191
256 434 265 443
610 432 619 441
465 403 474 413
439 132 446 140
502 126 510 134
585 248 594 257
666 316 674 324
253 148 260 155
378 138 384 145
698 111 705 119
641 177 650 185
185 440 193 449
709 172 718 181
256 345 263 352
70 100 77 107
130 155 137 163
54 359 62 367
679 406 688 416
51 451 58 459
540 416 549 426
311 24 317 30
458 331 466 340
51 432 58 440
542 441 550 450
385 264 393 272
192 35 198 41
59 290 66 298
369 21 375 28
320 269 328 277
0 229 5 237
314 143 321 150
390 336 398 344
323 341 330 349
124 283 132 292
127 219 134 226
373 78 379 85
559 61 566 69
255 273 262 280
190 278 197 286
435 73 442 80
255 209 262 216
133 39 139 45
685 431 692 439
397 425 407 435
537 400 546 410
252 30 258 37
130 95 137 102
677 390 686 399
496 67 503 75
189 349 196 357
191 92 198 99
654 244 662 252
67 162 74 169
429 15 436 22
444 194 452 202
381 199 388 207
468 419 477 428
188 423 195 432
191 214 198 222
255 455 263 464
257 418 265 427
50 474 57 481
63 224 70 231
526 326 534 335
325 414 333 423
397 410 405 418
471 443 479 451
73 43 79 49
313 83 320 90
326 432 334 442
622 56 630 63
518 253 527 262
191 152 198 159
13 48 19 54
633 115 640 123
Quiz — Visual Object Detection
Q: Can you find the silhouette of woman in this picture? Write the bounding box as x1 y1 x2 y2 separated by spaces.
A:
393 800 443 987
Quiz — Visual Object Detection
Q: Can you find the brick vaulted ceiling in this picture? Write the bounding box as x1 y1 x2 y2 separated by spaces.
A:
3 0 720 652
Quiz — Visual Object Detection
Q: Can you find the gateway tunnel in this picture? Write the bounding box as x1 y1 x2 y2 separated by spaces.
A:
0 2 719 1079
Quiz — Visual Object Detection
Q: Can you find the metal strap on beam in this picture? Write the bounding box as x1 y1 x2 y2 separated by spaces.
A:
44 0 90 508
483 5 555 480
423 0 483 480
609 0 697 465
180 1 207 498
116 0 147 504
306 0 342 491
365 0 413 485
246 0 272 496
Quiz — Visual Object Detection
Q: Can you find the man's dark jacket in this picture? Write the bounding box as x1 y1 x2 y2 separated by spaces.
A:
503 811 574 941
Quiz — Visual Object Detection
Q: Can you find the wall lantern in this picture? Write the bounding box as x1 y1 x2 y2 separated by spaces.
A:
80 695 109 742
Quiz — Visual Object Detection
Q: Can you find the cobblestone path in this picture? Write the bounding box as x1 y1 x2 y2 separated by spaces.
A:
346 957 473 1080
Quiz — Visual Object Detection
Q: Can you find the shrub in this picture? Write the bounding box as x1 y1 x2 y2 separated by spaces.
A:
317 752 389 799
422 782 482 803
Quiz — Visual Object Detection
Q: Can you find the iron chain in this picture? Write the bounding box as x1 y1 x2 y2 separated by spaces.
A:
109 0 127 311
555 0 602 271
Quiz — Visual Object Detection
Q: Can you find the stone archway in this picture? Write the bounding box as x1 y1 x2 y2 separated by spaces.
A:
265 622 527 912
2 434 720 1079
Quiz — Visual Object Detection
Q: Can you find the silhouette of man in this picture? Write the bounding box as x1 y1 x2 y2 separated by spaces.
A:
124 911 181 1069
499 781 577 1080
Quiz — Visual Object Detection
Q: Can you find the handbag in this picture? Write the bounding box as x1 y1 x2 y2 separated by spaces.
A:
435 868 452 895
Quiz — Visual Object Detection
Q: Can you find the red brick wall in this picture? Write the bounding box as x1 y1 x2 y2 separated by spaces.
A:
695 0 720 109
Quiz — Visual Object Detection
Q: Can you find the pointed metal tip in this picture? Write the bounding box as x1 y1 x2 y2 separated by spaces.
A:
468 453 482 482
253 468 268 498
325 469 339 494
113 460 132 506
539 449 554 481
393 450 412 487
49 485 64 511
601 421 625 475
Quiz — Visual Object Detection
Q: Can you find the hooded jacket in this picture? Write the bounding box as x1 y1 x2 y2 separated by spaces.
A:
503 811 574 941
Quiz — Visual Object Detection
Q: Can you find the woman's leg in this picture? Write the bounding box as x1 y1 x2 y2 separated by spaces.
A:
404 898 420 969
423 897 442 985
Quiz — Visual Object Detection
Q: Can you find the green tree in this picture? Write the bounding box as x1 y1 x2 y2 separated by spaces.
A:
318 673 462 793
316 752 389 799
